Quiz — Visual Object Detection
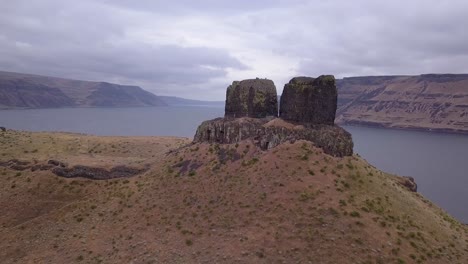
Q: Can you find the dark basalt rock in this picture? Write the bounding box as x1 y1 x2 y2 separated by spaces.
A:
225 79 278 118
48 159 68 168
0 158 147 179
194 117 353 157
399 176 418 192
194 75 353 156
0 127 6 132
52 165 147 180
280 75 337 125
31 164 54 171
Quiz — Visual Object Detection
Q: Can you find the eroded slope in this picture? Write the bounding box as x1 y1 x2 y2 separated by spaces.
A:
0 130 466 263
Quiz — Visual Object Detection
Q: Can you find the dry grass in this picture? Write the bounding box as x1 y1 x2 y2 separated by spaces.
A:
0 130 466 263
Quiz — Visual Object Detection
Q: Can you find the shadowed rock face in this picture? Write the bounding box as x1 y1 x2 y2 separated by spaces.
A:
194 118 353 157
225 79 278 118
280 75 337 125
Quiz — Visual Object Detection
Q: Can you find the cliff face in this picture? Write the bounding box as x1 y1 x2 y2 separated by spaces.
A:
194 117 353 157
336 74 468 133
280 76 337 125
225 79 278 118
194 76 353 157
0 71 166 109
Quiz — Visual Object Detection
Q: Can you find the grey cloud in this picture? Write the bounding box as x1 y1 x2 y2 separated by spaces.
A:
1 0 468 100
97 0 301 14
0 0 246 97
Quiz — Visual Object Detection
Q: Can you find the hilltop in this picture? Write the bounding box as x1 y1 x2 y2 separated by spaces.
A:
0 71 166 109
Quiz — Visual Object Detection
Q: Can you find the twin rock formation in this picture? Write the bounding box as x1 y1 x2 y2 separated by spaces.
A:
194 76 353 157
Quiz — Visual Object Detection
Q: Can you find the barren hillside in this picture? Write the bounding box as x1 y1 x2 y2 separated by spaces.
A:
0 71 166 109
0 129 466 263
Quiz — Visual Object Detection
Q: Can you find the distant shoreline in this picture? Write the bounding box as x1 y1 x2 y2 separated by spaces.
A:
339 120 468 136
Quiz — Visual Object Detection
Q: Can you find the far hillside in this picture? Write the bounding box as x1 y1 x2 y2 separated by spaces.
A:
0 71 166 109
336 74 468 133
159 96 224 107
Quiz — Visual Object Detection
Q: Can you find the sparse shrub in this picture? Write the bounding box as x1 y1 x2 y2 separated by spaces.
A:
299 191 314 201
361 206 370 212
350 211 361 217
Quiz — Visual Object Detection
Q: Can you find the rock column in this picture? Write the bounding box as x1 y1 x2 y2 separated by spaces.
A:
279 75 337 125
225 79 278 118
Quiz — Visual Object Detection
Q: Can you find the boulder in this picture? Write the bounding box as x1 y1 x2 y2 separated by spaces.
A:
225 79 278 118
48 159 68 168
280 75 337 125
0 127 5 132
398 176 418 192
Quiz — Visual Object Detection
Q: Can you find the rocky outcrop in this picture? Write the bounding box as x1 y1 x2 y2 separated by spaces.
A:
48 159 68 168
194 76 353 157
0 158 147 179
225 79 278 118
194 117 353 157
52 165 147 180
398 176 418 192
280 76 337 125
0 127 5 132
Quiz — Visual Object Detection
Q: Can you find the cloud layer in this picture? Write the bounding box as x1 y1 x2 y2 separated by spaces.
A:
1 0 468 99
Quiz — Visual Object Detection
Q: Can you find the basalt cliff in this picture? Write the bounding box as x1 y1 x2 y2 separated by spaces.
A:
336 74 468 133
194 76 353 157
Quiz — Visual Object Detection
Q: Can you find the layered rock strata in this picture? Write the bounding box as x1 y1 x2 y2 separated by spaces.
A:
194 117 353 157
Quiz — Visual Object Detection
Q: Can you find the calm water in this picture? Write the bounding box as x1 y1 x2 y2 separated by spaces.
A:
1 106 467 223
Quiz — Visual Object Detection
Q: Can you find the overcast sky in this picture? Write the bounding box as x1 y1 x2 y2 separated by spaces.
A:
1 0 468 100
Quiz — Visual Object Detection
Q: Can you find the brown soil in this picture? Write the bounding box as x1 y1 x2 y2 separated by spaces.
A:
0 130 466 263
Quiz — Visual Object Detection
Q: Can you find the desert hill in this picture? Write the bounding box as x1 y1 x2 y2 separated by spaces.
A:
336 74 468 133
0 71 166 109
0 129 466 263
